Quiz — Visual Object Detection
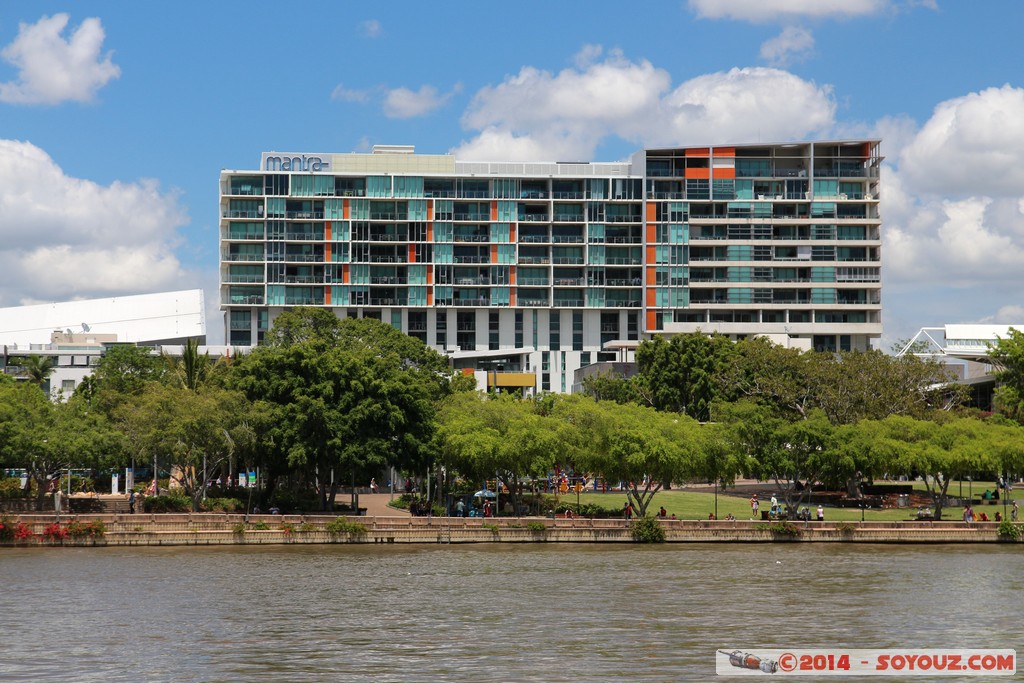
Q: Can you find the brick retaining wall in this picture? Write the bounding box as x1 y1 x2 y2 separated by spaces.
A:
2 514 1020 547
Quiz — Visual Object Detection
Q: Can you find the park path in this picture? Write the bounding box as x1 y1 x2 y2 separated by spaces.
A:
358 492 408 517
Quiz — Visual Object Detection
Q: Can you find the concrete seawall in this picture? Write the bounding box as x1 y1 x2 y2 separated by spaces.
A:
2 513 1021 546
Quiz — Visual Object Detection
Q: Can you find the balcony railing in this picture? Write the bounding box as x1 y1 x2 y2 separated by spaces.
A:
224 253 265 262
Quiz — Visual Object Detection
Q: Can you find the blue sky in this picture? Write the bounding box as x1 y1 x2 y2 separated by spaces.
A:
1 0 1023 347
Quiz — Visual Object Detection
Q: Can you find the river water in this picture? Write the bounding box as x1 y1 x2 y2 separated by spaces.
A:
1 543 1020 682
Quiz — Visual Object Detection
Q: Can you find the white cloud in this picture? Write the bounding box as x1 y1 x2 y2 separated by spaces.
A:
898 85 1024 197
453 52 835 161
383 84 458 119
0 139 189 306
573 44 603 69
331 84 371 103
759 26 815 66
689 0 888 22
360 19 382 38
0 14 120 105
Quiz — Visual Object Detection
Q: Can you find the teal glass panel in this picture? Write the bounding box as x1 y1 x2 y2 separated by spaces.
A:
366 176 391 198
266 197 285 218
350 199 370 220
433 222 453 242
266 285 285 305
325 199 344 219
408 199 428 220
290 176 314 197
811 288 837 303
734 179 754 200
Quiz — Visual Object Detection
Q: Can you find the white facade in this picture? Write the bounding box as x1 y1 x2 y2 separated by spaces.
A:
1 290 207 400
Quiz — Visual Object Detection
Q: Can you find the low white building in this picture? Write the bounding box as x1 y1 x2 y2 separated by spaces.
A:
0 290 207 399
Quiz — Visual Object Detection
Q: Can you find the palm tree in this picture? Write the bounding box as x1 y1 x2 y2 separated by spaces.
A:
16 354 55 387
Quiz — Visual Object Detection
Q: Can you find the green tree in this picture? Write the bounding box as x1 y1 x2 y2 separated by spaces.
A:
990 329 1024 421
438 393 567 514
115 383 247 511
633 333 736 421
0 383 122 510
880 415 994 519
230 314 445 510
570 400 698 516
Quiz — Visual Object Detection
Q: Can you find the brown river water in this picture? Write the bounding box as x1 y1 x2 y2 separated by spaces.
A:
1 543 1020 682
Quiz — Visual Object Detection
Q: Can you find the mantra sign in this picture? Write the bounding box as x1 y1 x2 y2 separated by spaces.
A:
261 153 332 172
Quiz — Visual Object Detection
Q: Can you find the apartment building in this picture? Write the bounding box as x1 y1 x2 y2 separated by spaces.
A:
220 141 881 393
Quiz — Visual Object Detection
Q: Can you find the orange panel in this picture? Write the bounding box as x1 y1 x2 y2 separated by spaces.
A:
714 167 736 179
509 224 516 242
646 245 657 263
510 266 517 285
427 199 433 216
427 222 433 242
646 203 657 221
685 167 710 179
343 199 350 220
685 148 710 157
646 310 658 331
461 368 475 376
342 264 350 283
646 224 657 243
427 268 433 284
491 201 498 221
646 287 657 307
325 288 332 305
862 142 871 160
713 147 736 157
325 244 332 261
510 289 516 306
491 244 498 263
325 221 332 240
409 245 416 263
646 267 656 285
427 289 433 305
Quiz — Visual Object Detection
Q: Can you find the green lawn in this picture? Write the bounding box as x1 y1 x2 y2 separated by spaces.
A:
555 486 1018 522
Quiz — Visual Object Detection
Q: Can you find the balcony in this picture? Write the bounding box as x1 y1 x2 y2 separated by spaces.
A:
285 211 325 220
224 253 265 262
518 214 551 222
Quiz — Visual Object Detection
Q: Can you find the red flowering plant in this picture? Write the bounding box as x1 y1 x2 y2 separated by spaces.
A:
13 522 36 542
42 523 69 541
0 516 34 543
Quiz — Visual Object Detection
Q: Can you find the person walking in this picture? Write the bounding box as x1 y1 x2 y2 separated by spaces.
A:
816 504 824 522
750 494 759 519
128 490 136 514
1012 500 1019 522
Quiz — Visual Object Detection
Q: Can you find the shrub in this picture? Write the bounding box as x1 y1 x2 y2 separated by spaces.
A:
279 522 295 535
997 520 1022 541
767 521 801 538
525 521 547 534
66 520 106 538
231 522 246 535
143 494 191 513
298 522 317 533
0 515 14 541
554 502 619 518
834 522 857 535
201 497 243 513
252 521 270 531
0 478 28 499
42 523 69 541
481 522 499 533
325 518 367 536
630 515 666 543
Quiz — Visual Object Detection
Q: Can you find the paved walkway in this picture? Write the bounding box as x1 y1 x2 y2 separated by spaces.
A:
358 492 408 517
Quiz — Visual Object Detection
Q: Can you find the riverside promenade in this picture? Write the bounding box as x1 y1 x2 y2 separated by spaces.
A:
1 496 1017 547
